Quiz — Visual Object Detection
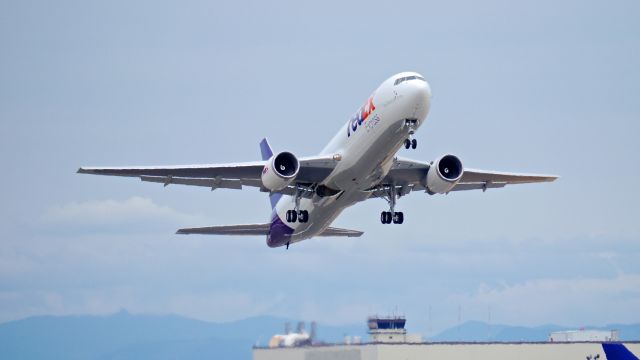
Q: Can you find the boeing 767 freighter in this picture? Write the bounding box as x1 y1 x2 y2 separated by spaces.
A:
79 72 557 248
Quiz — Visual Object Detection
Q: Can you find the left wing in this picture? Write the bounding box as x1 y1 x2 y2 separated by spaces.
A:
450 169 558 192
375 157 557 195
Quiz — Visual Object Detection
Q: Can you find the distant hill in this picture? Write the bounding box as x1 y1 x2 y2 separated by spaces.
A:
427 320 640 342
1 311 638 359
0 310 365 360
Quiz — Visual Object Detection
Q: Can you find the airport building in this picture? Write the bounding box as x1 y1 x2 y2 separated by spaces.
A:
550 329 620 342
254 316 639 360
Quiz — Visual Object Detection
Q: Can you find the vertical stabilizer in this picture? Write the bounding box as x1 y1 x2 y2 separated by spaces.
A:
603 343 639 360
260 138 273 161
259 138 281 209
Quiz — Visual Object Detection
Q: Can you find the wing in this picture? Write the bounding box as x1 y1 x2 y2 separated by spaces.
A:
373 157 557 196
77 155 337 192
450 169 558 192
176 223 270 235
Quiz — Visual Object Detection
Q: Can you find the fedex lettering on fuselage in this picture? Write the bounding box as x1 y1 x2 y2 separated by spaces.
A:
347 95 376 137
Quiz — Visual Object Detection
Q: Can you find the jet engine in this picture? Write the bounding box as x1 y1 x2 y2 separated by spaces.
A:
261 151 300 191
426 154 464 194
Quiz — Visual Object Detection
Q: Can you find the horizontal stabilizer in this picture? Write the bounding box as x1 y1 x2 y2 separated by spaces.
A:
319 227 363 237
177 223 270 235
176 224 363 237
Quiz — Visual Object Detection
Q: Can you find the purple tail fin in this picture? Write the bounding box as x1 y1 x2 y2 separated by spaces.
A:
259 138 281 209
603 343 639 360
260 138 273 161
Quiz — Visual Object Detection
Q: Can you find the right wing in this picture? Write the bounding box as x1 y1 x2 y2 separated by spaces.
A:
78 155 337 192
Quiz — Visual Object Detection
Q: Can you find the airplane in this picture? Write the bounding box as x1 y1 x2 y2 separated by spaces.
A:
602 343 639 360
78 71 558 249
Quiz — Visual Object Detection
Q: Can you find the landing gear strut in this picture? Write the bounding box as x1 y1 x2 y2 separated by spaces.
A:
380 185 404 224
285 185 310 223
404 119 418 150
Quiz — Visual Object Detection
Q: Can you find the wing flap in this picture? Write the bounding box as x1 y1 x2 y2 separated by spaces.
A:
176 223 270 235
140 176 244 190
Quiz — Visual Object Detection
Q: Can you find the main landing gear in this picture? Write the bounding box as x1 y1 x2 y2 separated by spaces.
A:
286 209 309 223
380 185 404 224
285 184 309 223
404 119 418 149
380 211 403 224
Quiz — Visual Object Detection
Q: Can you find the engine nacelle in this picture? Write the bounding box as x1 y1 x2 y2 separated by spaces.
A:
261 151 300 191
426 154 464 194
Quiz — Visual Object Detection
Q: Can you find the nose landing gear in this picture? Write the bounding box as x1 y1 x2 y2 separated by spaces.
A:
404 138 417 149
404 119 418 149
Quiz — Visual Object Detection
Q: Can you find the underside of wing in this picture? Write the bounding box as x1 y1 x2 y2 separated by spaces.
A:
451 169 558 191
78 162 265 180
372 157 557 196
78 154 337 192
176 223 270 235
318 226 364 237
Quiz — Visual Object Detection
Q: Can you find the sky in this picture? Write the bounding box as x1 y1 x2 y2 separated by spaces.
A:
1 0 639 336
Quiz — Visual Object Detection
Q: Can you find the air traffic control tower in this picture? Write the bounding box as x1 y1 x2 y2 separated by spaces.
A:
367 315 421 343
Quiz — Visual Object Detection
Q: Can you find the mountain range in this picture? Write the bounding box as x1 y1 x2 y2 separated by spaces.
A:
0 310 638 359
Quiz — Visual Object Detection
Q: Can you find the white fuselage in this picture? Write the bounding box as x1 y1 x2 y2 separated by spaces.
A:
267 72 431 247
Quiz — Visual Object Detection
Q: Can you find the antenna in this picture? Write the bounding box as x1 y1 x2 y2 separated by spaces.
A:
457 305 462 341
310 321 317 342
487 305 491 341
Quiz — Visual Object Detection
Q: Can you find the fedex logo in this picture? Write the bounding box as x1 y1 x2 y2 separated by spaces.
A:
347 96 376 137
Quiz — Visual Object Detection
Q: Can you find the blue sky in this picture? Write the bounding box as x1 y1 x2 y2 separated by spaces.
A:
1 0 639 336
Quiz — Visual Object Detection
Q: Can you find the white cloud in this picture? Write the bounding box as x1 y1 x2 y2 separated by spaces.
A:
454 273 640 326
41 197 205 232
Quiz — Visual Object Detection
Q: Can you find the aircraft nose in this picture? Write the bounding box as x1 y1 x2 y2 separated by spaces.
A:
407 78 431 107
400 78 431 118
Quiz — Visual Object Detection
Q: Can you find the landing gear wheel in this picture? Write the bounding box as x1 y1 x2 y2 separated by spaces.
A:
286 210 298 223
298 210 309 223
404 139 411 149
393 212 404 224
411 139 417 149
380 211 393 224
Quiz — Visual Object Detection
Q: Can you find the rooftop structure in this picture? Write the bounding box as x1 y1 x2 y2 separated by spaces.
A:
367 315 420 344
549 329 619 342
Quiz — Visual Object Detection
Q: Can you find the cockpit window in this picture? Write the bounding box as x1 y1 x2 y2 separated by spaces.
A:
394 75 425 86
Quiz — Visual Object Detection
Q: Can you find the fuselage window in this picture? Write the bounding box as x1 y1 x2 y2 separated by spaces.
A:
394 75 425 86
